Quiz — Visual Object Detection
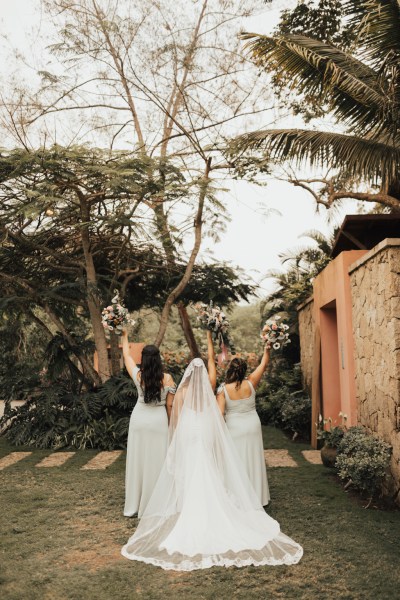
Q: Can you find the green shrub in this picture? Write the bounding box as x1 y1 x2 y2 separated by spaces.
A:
336 426 392 499
256 363 311 440
280 391 311 439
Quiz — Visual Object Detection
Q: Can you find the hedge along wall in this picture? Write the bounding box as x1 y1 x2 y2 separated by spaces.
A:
297 296 315 396
349 239 400 499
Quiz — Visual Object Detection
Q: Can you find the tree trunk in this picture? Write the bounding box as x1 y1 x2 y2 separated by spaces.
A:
79 196 111 382
109 331 121 376
177 302 200 358
154 157 211 347
42 304 102 387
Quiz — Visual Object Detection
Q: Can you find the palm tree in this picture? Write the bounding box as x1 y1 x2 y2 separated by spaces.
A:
234 0 400 211
278 229 336 272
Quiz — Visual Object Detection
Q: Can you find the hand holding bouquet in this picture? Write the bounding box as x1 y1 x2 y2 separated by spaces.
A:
260 316 290 350
194 301 227 333
101 290 135 335
193 301 235 357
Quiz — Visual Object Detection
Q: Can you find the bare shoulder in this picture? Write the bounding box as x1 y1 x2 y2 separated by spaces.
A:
163 372 175 386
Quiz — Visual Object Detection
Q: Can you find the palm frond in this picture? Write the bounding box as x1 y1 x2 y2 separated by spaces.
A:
299 230 335 254
278 246 310 265
233 128 400 187
241 33 389 135
346 0 400 64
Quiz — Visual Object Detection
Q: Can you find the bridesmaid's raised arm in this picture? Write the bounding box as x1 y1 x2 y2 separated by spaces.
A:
121 328 136 379
206 330 217 391
248 345 271 389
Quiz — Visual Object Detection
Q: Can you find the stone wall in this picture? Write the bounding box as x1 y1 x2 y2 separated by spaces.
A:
297 297 315 396
349 239 400 498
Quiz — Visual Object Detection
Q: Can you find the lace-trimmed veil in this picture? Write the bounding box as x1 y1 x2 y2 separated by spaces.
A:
121 358 303 570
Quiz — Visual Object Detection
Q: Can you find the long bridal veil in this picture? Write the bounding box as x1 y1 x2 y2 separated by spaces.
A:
121 358 303 570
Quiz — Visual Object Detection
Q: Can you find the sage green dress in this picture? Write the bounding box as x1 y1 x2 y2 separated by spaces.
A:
221 380 270 506
124 366 175 518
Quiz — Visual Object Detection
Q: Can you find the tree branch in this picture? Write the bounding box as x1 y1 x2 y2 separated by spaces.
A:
287 178 400 211
154 156 211 346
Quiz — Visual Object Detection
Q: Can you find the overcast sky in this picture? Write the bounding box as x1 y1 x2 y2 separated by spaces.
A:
0 0 360 299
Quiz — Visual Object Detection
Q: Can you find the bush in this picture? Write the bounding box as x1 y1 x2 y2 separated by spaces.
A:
336 426 392 499
280 392 312 439
0 374 137 450
256 363 311 440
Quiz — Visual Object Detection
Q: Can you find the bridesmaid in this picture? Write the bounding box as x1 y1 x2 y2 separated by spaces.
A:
121 329 176 518
216 345 271 506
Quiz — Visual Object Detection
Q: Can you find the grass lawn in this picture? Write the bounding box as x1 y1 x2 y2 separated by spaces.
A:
1 427 399 600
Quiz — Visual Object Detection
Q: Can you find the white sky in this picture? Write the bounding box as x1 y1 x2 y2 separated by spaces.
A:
0 0 360 299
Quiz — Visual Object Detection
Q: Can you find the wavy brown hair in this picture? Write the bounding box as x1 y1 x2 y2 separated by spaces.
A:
140 345 164 403
225 357 247 390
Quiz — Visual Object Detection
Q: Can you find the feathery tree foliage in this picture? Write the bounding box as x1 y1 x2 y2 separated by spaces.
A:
0 145 182 383
234 0 400 212
1 0 272 354
0 145 254 387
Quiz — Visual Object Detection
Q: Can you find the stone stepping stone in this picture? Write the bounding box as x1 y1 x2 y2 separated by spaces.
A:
0 452 32 470
264 449 297 467
302 450 323 465
81 451 123 470
36 452 75 468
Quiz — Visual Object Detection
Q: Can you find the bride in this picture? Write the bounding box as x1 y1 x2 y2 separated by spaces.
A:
121 358 303 571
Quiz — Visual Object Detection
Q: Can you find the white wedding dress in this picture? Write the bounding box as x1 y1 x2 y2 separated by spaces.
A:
121 359 303 571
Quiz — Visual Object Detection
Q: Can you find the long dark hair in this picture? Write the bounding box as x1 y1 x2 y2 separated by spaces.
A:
140 345 164 403
225 357 247 390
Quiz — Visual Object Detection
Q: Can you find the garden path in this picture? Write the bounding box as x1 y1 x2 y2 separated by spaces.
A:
0 448 322 470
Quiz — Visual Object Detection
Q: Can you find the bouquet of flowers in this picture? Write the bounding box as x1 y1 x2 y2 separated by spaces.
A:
193 301 235 361
260 316 290 350
101 290 135 335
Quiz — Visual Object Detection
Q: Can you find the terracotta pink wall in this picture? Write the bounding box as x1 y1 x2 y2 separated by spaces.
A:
313 250 367 426
319 306 341 420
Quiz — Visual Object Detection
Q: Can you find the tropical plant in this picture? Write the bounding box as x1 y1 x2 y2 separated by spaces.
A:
0 374 137 450
269 0 357 120
235 0 400 212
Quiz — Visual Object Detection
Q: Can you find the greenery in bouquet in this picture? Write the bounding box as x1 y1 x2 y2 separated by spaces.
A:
102 290 135 335
260 316 290 350
193 301 235 353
